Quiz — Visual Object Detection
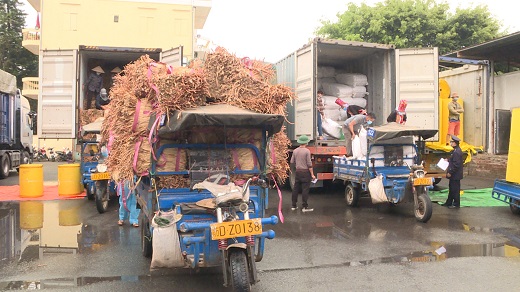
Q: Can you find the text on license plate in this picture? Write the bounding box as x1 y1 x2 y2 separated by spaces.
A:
91 172 111 180
210 218 262 240
413 177 432 186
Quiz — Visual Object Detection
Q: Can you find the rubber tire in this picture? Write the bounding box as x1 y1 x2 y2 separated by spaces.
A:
345 183 360 207
229 250 251 292
414 191 433 223
433 178 442 185
510 199 520 215
16 151 31 173
141 216 153 258
86 184 95 201
95 180 109 214
0 155 10 179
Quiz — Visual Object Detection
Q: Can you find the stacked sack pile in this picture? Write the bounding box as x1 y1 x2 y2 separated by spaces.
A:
101 48 294 189
317 66 368 139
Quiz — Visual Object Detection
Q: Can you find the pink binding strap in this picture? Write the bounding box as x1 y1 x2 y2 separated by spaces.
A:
148 115 162 161
271 174 284 223
270 140 276 164
232 149 241 170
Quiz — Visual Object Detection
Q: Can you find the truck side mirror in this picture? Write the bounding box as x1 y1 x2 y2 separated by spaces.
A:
28 111 37 130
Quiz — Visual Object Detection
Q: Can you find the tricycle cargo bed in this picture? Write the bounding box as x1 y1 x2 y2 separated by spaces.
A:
492 179 520 207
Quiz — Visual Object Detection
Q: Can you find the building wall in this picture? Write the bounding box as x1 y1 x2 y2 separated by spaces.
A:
40 0 194 59
494 71 520 110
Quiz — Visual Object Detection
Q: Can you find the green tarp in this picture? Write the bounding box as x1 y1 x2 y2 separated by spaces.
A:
429 188 509 207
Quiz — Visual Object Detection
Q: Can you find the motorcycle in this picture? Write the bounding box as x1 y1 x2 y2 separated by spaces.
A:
56 147 74 162
48 147 57 162
35 147 49 162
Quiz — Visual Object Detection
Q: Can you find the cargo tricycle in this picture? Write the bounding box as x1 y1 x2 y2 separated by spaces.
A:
333 123 438 222
492 179 520 215
136 105 283 291
80 118 115 213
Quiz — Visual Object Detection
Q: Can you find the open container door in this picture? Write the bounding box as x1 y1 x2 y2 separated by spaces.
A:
395 48 439 139
294 43 315 140
38 49 78 139
160 46 183 68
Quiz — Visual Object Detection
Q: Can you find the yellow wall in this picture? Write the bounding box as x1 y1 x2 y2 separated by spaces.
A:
41 0 194 59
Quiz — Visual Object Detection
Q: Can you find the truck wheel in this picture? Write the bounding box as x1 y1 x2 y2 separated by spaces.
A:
229 250 251 292
414 191 433 223
0 155 10 179
95 180 109 214
16 151 31 172
345 183 360 207
141 217 153 258
510 199 520 215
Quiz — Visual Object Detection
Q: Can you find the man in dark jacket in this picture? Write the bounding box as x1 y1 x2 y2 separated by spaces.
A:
443 135 464 208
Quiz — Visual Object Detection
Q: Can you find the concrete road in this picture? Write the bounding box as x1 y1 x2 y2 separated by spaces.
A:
1 174 520 291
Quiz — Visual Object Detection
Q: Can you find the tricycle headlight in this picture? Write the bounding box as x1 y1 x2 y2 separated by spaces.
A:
414 170 425 178
96 163 108 173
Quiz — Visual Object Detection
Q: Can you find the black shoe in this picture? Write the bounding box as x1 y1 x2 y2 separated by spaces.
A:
448 205 460 209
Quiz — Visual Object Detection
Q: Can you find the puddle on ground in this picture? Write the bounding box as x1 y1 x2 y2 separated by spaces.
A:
0 275 147 290
261 241 520 273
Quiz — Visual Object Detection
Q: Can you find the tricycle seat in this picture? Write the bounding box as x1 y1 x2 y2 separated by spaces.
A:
180 203 214 215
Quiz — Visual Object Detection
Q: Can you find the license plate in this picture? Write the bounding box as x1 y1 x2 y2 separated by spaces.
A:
210 218 262 240
413 177 432 186
91 172 111 180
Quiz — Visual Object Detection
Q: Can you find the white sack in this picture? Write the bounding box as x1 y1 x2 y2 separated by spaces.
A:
150 211 184 269
322 118 342 139
343 97 367 109
323 108 342 121
359 127 368 156
352 86 368 99
368 175 388 204
318 77 336 90
322 95 341 109
352 135 363 159
322 83 353 99
335 73 368 87
317 66 336 78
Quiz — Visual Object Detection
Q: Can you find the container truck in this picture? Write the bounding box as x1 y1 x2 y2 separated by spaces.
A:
38 45 182 141
0 69 35 178
275 38 439 189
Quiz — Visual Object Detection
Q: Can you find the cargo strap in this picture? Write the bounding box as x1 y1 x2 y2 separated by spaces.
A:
271 174 284 224
118 181 130 212
133 137 149 176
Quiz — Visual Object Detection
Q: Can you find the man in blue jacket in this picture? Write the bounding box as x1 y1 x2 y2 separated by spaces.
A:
443 135 464 208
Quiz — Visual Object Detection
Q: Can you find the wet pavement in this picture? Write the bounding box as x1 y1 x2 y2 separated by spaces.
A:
1 171 520 291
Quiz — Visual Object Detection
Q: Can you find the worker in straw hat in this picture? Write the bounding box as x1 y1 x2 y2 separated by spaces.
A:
290 134 315 212
85 66 105 109
109 66 122 89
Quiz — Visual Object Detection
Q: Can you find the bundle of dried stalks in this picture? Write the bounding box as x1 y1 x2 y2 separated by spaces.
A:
134 98 154 137
187 126 224 144
266 127 291 184
156 175 190 189
105 135 137 185
80 109 104 126
157 147 187 172
230 148 258 171
203 47 295 116
135 137 151 175
153 68 209 115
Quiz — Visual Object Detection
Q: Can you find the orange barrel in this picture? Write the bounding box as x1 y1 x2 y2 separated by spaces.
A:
19 201 44 229
19 164 44 198
59 200 81 226
58 164 83 196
